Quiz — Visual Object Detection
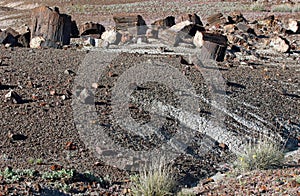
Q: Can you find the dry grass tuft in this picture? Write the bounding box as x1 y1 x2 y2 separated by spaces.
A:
130 159 176 196
234 139 285 172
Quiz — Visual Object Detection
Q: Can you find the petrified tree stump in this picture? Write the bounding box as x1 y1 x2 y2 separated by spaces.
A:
30 6 72 48
194 31 227 62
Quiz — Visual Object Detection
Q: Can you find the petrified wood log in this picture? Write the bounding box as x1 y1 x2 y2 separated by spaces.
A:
113 14 147 35
194 31 227 62
30 6 72 48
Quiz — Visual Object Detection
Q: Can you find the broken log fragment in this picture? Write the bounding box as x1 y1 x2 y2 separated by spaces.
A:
194 31 227 62
113 15 147 35
206 13 226 27
177 13 203 26
79 22 105 38
30 6 72 48
152 16 175 29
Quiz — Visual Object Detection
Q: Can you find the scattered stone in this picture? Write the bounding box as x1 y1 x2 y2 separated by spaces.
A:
224 24 237 34
9 133 27 141
50 164 63 171
78 88 94 104
287 19 300 33
65 141 76 150
64 69 76 76
49 90 56 96
270 36 290 53
5 90 23 104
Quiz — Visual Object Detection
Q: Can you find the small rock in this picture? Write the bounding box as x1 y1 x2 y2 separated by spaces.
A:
270 36 290 53
78 88 94 104
101 29 121 45
9 133 27 141
64 69 76 76
5 90 23 104
50 164 63 171
33 183 41 193
91 83 99 89
65 141 76 150
30 36 45 48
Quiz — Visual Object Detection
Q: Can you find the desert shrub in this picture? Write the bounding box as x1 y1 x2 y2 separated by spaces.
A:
235 139 284 171
271 4 294 12
250 2 266 11
130 159 176 196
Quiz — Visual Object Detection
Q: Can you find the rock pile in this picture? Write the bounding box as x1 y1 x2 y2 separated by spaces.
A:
0 6 299 62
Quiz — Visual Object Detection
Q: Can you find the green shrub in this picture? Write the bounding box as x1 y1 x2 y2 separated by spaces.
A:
235 139 284 171
130 160 176 196
271 3 300 12
250 2 266 11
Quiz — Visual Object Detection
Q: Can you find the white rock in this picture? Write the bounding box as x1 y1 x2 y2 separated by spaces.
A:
29 36 45 48
193 31 204 48
101 30 120 44
169 20 192 32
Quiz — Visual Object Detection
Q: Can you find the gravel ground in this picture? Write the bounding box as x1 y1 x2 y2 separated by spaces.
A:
0 45 299 194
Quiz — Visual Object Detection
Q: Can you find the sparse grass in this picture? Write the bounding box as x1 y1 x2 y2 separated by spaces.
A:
0 167 38 183
250 2 266 12
130 159 176 196
234 139 285 172
271 3 300 13
42 169 75 180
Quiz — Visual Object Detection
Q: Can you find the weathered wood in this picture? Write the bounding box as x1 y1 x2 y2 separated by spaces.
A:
194 31 227 62
79 22 105 37
30 6 72 47
158 20 206 46
206 13 226 27
113 15 147 35
227 12 247 24
236 23 256 35
152 16 175 29
177 13 203 26
0 30 17 46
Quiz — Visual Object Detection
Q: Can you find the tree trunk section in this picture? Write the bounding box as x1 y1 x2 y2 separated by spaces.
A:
30 6 71 47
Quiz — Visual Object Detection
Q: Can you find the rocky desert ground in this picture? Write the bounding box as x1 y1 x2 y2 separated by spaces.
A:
0 0 299 195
